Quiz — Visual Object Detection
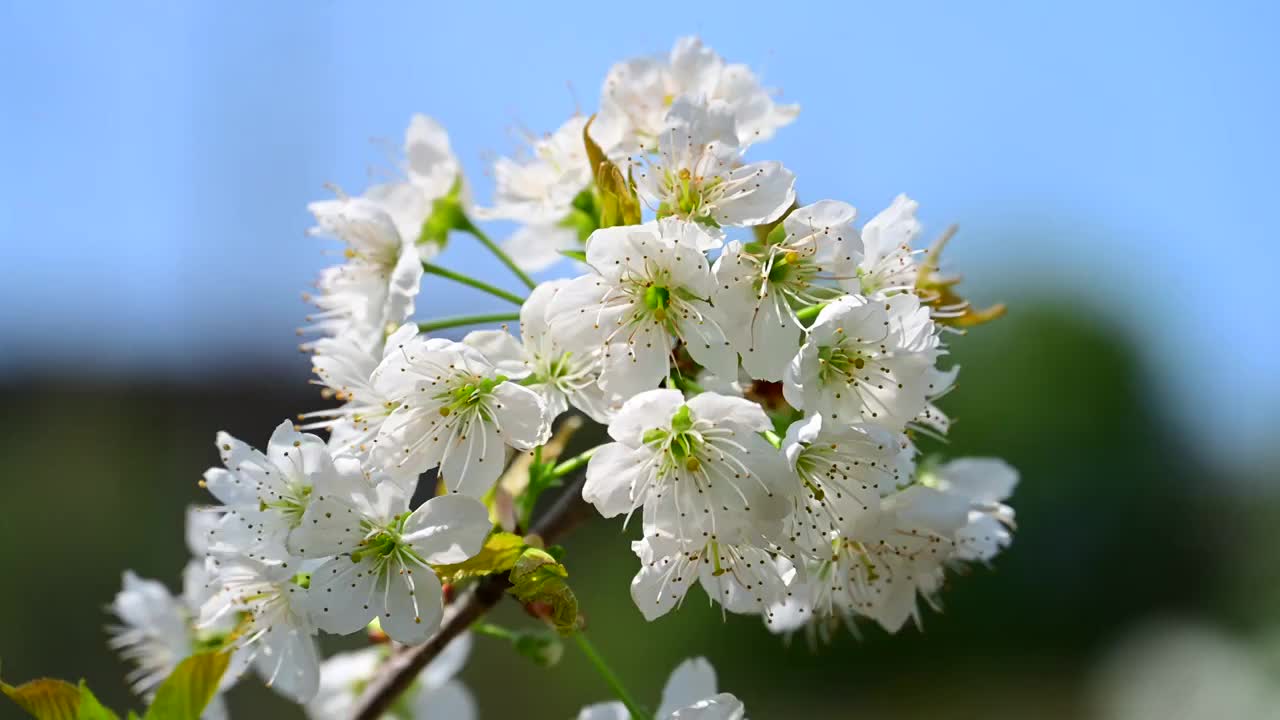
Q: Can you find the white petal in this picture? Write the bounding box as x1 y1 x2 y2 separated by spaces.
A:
502 224 579 273
404 114 457 198
255 625 321 703
669 694 746 720
286 492 366 560
462 330 530 378
710 161 796 227
378 570 443 645
385 240 422 324
491 382 552 449
607 388 685 445
403 494 491 564
545 273 616 352
740 283 801 381
678 300 738 380
266 421 333 487
309 557 378 635
437 413 503 498
576 701 630 720
658 658 719 718
409 679 477 720
955 513 1011 562
891 486 971 535
936 458 1019 503
583 442 649 518
520 279 565 347
629 536 697 621
185 506 222 556
686 392 770 432
598 326 672 400
669 36 723 98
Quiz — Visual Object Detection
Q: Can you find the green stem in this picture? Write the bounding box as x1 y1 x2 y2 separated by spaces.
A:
550 447 598 479
465 225 537 290
471 622 518 642
573 633 651 720
417 313 520 333
795 301 829 326
421 262 525 306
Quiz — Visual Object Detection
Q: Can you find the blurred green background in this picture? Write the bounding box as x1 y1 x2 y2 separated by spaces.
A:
2 1 1278 718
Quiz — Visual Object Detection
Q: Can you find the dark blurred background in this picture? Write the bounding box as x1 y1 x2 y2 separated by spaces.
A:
2 2 1277 719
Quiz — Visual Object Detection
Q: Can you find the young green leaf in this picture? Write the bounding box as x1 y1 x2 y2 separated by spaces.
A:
75 684 119 720
141 652 230 720
507 548 582 635
1 677 80 720
433 531 527 585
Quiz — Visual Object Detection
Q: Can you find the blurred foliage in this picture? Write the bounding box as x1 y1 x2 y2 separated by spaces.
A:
0 297 1266 720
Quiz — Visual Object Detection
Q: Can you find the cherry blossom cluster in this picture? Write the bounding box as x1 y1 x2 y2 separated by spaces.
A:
106 36 1017 717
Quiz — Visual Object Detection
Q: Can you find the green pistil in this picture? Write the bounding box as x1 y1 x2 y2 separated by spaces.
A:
659 168 724 224
644 284 671 309
645 405 705 474
817 344 867 383
767 259 793 284
709 540 726 577
436 375 507 418
350 514 425 569
260 485 312 527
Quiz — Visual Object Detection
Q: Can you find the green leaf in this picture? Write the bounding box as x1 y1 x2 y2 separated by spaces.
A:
433 532 527 584
75 684 119 720
507 548 582 635
142 652 230 720
583 116 641 229
1 677 80 720
558 249 587 263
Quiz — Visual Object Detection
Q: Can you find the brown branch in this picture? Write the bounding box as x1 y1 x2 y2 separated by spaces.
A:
350 474 592 720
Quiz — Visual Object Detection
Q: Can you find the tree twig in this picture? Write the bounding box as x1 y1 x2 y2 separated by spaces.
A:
350 475 592 720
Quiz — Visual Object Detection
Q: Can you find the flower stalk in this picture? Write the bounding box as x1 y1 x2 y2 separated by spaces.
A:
421 261 526 305
573 632 652 720
417 312 521 333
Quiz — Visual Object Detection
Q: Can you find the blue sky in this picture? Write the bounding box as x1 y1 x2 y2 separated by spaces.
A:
1 0 1276 464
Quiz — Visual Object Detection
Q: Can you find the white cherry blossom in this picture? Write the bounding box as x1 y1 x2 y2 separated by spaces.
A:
778 484 969 635
108 566 247 720
848 193 922 298
915 365 960 436
629 529 789 623
714 200 862 380
367 330 551 496
578 657 745 720
478 115 592 272
299 325 424 471
202 420 370 563
465 279 618 423
303 196 423 347
306 636 476 720
363 113 466 250
593 35 798 154
924 457 1019 562
290 483 489 645
583 389 790 541
635 98 795 230
302 115 462 345
780 413 913 557
547 219 736 398
784 293 943 429
199 558 322 703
